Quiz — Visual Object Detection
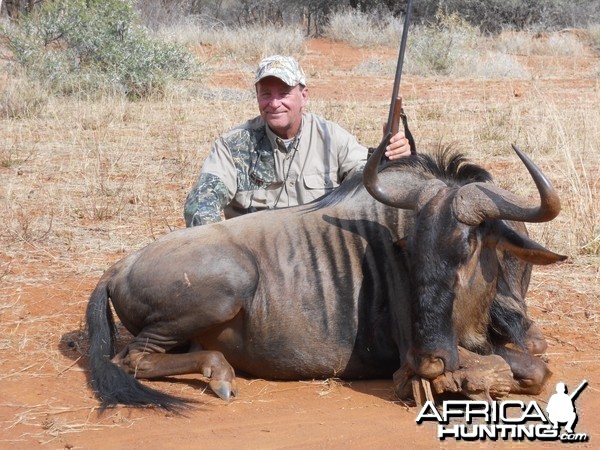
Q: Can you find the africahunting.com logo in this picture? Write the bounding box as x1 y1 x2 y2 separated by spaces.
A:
416 380 589 442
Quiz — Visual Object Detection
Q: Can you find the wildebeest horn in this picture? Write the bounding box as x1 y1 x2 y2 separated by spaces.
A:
363 133 445 210
452 144 561 225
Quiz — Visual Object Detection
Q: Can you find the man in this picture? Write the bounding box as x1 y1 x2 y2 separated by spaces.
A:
184 55 412 227
546 382 578 434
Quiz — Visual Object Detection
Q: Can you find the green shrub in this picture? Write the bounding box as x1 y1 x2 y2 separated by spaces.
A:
3 0 198 99
406 13 479 76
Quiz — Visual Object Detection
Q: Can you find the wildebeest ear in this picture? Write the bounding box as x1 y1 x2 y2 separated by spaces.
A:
494 222 567 265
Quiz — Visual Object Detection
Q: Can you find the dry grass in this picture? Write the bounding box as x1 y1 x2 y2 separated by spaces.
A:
0 86 256 262
164 22 306 63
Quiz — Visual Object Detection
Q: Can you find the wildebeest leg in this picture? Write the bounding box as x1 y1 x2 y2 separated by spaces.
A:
493 345 551 395
394 347 513 402
113 347 237 400
429 347 513 401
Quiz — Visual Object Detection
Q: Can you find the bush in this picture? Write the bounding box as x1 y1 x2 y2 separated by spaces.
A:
3 0 199 99
175 22 305 61
410 0 600 33
324 9 403 48
405 13 479 76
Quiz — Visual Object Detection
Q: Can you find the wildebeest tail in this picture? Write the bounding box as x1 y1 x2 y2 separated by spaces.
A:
86 275 190 412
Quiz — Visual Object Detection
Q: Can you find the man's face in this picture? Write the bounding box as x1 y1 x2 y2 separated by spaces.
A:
256 77 308 139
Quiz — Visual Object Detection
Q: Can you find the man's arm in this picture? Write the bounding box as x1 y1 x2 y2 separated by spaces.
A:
184 137 239 227
184 173 231 226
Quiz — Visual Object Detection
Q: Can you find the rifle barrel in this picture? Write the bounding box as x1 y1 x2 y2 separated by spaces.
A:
386 0 414 135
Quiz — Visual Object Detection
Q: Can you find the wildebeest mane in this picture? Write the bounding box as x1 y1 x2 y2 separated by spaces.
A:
311 149 493 211
381 148 493 186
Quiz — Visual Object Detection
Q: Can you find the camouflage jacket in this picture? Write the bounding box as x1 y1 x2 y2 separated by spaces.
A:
184 112 368 226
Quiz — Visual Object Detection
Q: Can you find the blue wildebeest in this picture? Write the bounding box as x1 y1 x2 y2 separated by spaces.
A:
86 139 566 410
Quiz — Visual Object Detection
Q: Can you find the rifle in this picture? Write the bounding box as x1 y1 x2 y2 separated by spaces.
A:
385 0 416 155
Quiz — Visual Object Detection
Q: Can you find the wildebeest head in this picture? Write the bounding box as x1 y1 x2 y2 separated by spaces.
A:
363 135 566 381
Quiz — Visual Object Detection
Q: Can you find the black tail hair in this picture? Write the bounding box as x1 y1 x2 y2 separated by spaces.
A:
86 278 191 413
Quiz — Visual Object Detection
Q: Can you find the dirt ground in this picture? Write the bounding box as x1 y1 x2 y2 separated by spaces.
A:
1 38 599 449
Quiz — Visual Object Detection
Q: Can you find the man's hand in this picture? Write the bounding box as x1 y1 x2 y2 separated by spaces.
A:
386 130 411 160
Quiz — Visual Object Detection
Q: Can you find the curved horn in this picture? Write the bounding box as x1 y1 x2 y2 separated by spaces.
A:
363 134 445 210
363 133 393 202
453 144 561 225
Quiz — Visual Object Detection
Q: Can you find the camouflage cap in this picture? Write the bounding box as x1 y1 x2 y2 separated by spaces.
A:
255 55 307 87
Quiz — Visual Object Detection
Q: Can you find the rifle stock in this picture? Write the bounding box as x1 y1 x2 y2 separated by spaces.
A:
390 96 403 136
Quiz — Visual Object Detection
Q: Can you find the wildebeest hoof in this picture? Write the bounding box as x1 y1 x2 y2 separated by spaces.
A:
209 379 238 401
430 347 513 401
524 323 548 355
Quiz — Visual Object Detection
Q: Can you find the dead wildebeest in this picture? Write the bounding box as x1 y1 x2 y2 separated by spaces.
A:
86 138 566 411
